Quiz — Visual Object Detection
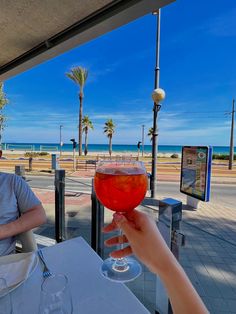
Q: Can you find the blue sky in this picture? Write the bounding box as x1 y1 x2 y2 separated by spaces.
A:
3 0 236 146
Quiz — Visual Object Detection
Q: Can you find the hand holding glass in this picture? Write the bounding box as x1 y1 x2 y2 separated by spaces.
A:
94 160 147 282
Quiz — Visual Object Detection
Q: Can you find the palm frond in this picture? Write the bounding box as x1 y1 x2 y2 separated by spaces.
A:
104 119 115 138
66 73 77 84
0 82 9 110
66 66 89 92
82 115 94 133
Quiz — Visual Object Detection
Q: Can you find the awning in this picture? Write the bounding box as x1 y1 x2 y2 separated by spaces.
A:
0 0 174 80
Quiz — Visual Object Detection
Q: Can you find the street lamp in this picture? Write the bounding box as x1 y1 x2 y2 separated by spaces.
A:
142 125 145 157
137 141 142 160
150 8 164 198
152 88 165 103
59 125 63 157
229 99 235 170
150 87 165 198
70 138 77 171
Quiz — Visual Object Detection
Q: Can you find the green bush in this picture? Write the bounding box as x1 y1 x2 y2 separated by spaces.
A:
24 152 38 157
212 154 236 160
24 151 49 157
171 153 179 158
39 152 49 156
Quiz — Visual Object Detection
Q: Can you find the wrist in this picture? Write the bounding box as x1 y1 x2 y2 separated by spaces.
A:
159 256 183 283
149 250 177 276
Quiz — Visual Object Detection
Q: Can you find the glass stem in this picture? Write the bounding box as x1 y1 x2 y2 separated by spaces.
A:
112 229 129 272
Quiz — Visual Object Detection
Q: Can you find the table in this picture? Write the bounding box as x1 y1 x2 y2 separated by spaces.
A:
10 237 149 313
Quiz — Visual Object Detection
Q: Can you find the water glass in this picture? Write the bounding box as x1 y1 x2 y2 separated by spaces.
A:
0 278 12 314
39 274 73 314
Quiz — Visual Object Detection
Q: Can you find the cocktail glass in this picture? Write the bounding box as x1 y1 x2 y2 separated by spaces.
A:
94 160 148 282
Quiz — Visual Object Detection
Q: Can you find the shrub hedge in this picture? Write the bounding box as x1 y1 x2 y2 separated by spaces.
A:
24 152 49 157
212 154 236 160
171 153 179 158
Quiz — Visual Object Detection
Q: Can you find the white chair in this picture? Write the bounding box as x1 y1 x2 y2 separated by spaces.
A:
15 230 37 253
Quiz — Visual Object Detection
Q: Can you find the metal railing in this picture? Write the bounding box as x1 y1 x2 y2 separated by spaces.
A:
91 179 104 257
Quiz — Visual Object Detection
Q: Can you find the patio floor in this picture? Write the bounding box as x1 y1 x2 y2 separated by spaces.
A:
33 189 236 314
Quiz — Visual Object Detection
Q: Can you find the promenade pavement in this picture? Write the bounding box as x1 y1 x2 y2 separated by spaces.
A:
32 178 236 314
1 158 236 184
69 163 236 184
2 157 234 311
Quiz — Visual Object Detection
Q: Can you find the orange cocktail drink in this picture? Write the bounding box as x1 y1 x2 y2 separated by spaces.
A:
94 163 147 213
94 160 148 282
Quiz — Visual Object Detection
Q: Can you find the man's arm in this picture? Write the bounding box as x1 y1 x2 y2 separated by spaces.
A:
0 204 46 240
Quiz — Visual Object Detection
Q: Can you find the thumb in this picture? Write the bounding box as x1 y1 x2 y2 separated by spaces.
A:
113 213 137 239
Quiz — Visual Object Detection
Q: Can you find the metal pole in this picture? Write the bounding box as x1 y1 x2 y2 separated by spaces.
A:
156 198 184 314
0 126 2 150
91 179 104 257
59 125 63 158
142 125 145 157
29 157 33 172
55 169 66 242
15 165 26 180
229 99 235 170
151 9 161 198
73 147 76 171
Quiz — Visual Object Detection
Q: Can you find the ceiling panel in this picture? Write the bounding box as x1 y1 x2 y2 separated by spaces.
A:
0 0 174 80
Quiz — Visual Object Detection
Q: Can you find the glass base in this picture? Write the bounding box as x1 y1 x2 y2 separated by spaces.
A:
100 257 142 283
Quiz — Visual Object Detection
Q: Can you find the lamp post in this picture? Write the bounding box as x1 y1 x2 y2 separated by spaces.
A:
142 125 145 157
150 8 164 198
229 99 235 170
59 125 63 158
70 138 77 171
137 141 142 160
151 88 165 198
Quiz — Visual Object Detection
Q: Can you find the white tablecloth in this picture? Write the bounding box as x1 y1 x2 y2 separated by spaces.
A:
10 237 149 313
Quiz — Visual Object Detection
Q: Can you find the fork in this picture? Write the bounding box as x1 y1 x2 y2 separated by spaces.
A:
38 249 52 278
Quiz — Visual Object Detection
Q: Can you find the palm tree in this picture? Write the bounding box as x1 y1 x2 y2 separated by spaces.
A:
66 66 88 156
147 127 154 142
0 82 9 149
104 119 115 156
82 115 94 156
0 115 6 148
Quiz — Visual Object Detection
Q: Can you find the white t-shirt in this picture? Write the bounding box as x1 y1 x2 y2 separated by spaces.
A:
0 172 41 256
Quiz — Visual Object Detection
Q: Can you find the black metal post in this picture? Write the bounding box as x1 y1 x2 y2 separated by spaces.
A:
15 165 26 180
55 169 66 242
29 157 33 171
73 147 76 171
60 125 63 158
91 179 104 257
229 99 235 170
151 9 161 198
155 198 184 314
142 124 145 157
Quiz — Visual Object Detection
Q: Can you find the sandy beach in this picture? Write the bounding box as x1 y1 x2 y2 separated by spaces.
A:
0 149 235 184
0 149 177 172
1 149 176 158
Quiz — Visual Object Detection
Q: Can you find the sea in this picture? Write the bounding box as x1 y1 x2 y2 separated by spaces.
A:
2 143 234 155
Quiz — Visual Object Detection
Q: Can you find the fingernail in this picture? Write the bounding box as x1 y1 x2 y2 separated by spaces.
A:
113 213 124 222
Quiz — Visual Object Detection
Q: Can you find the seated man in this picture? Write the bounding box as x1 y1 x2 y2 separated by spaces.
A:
0 150 46 255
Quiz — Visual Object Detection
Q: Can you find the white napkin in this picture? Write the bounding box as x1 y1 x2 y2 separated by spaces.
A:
0 253 36 289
